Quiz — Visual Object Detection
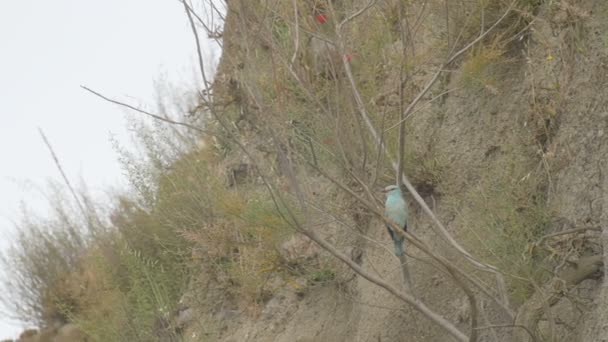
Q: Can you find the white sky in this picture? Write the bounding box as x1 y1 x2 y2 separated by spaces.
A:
0 1 219 338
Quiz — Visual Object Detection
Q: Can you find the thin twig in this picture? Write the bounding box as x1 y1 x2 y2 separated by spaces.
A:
183 2 213 99
396 0 407 190
474 324 537 341
444 0 450 51
398 253 414 291
179 0 223 44
398 0 517 129
395 0 413 294
303 224 468 341
338 0 378 29
383 87 461 133
38 128 86 217
81 86 210 136
306 155 510 319
535 227 601 248
289 0 300 67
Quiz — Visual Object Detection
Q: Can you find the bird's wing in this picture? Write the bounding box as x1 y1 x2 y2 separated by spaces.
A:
385 204 407 228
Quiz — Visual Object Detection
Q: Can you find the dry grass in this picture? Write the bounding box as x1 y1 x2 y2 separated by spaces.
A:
458 160 552 304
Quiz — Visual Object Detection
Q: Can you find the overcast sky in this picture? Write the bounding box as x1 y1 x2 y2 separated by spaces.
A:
0 1 219 338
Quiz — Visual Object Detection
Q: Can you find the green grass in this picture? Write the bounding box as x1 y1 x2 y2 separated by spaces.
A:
458 162 552 303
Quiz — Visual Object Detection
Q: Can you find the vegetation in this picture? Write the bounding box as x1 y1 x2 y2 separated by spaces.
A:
2 0 599 341
457 160 553 304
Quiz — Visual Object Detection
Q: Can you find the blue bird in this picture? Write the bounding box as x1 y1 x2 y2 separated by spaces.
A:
383 185 409 256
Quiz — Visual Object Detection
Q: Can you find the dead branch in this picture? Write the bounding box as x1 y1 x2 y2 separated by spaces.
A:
395 0 412 294
38 128 104 234
514 255 603 342
383 86 461 133
337 0 378 29
475 324 537 341
180 0 223 43
289 0 300 67
334 1 518 313
38 128 88 220
535 226 601 249
306 154 505 335
81 86 212 136
300 224 469 341
398 253 414 292
382 0 517 135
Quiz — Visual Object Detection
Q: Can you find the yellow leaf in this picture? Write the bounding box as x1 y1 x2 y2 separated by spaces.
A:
546 55 553 61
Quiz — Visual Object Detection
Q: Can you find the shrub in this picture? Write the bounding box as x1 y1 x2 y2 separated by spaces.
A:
0 186 95 326
458 162 552 303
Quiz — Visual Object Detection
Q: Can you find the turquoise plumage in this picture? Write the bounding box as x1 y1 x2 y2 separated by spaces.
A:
384 185 408 256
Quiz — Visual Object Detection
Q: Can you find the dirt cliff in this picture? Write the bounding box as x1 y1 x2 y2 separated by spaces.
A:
181 0 608 341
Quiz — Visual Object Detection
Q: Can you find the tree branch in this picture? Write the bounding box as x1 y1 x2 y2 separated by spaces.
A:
514 255 603 342
38 128 87 219
81 86 211 136
337 0 378 29
535 227 601 249
334 0 518 313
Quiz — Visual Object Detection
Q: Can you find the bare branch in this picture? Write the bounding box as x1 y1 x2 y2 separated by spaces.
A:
514 255 603 342
179 0 223 43
383 86 461 133
396 0 407 189
333 0 518 312
398 253 414 291
475 324 537 341
38 128 89 225
338 0 378 29
302 226 468 341
289 0 300 67
395 0 412 293
304 152 509 319
535 227 601 249
399 1 517 128
81 86 211 136
183 2 213 100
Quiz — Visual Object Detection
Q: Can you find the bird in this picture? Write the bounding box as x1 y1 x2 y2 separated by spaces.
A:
383 184 409 256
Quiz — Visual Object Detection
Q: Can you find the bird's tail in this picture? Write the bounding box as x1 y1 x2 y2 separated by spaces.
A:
393 238 404 256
